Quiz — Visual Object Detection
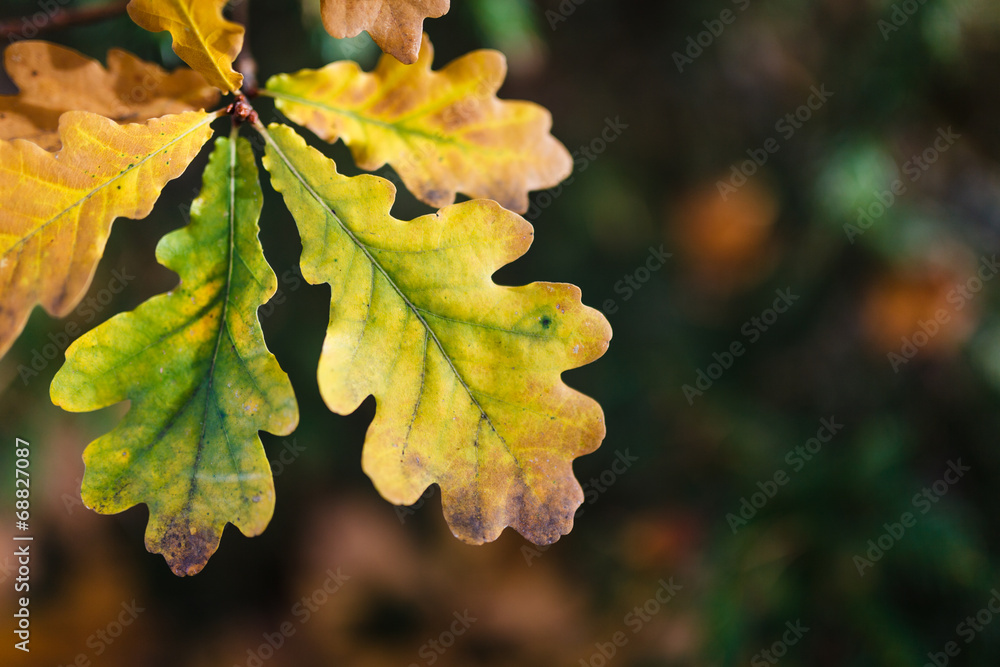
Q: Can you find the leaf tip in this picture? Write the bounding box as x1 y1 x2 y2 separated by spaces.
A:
148 518 221 577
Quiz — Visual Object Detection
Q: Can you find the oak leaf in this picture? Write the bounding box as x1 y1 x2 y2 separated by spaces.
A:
265 35 572 213
51 136 298 576
0 41 219 150
0 110 218 360
126 0 244 92
260 123 610 545
319 0 449 64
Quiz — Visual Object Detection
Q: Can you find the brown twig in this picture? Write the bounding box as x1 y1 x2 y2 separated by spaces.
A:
232 0 258 96
0 0 130 41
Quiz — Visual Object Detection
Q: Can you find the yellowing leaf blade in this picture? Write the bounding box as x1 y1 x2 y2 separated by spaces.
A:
266 35 572 213
319 0 449 64
127 0 244 92
51 136 299 576
0 110 218 360
0 41 219 150
260 123 610 545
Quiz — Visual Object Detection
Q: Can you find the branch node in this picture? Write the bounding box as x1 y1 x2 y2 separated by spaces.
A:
226 94 258 127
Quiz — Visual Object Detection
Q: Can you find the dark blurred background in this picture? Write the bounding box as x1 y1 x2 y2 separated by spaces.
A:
3 0 1000 665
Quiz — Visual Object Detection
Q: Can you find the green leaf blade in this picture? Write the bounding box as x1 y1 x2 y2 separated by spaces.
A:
51 136 298 576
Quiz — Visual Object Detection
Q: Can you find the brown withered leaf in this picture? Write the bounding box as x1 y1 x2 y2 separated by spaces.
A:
0 41 218 150
319 0 450 64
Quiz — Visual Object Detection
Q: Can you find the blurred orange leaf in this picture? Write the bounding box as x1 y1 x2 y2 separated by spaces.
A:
319 0 450 64
127 0 244 91
861 264 978 356
671 179 780 294
0 41 219 150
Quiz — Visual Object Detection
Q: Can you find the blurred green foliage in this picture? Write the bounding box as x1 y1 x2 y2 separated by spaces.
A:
3 0 1000 665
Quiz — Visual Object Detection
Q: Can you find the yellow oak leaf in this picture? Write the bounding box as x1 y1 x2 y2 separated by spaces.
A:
265 35 572 213
127 0 244 92
260 123 611 545
319 0 449 64
0 110 219 361
0 41 219 150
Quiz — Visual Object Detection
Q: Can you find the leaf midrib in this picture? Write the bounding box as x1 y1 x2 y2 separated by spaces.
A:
267 89 451 143
265 90 515 158
87 138 245 509
151 0 237 90
186 134 243 517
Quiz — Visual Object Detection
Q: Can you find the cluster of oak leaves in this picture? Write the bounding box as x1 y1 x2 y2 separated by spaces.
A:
0 0 611 576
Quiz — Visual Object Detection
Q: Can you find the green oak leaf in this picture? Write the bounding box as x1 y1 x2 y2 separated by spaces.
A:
51 135 298 576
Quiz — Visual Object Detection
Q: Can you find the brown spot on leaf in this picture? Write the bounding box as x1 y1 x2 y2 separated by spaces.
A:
151 517 220 577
